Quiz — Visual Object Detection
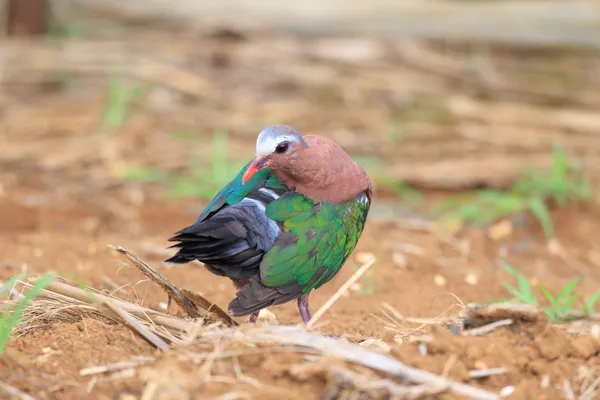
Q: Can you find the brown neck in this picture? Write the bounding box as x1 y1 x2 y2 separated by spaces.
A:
270 135 372 204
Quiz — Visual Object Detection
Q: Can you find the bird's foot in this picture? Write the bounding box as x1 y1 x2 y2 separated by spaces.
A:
248 311 260 324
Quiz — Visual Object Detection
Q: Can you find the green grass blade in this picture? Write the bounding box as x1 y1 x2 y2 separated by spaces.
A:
539 286 556 308
528 197 555 239
0 273 55 355
555 277 580 305
430 193 475 216
0 274 30 295
542 307 558 322
583 289 600 314
561 294 578 313
500 262 537 305
503 284 536 305
102 76 145 131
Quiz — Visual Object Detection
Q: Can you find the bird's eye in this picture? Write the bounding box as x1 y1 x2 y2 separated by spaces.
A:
274 141 290 154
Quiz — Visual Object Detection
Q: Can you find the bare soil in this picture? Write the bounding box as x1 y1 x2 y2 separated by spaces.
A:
1 184 599 399
1 22 600 400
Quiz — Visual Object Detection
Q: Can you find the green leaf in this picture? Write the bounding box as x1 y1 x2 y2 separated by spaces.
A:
542 308 558 322
0 274 30 295
583 289 600 314
540 286 556 308
500 262 537 305
555 277 580 305
121 166 165 183
561 294 578 313
102 75 146 131
504 284 536 305
528 197 555 239
0 273 55 355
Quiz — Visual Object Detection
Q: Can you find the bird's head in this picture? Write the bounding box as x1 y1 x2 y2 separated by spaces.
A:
242 125 309 184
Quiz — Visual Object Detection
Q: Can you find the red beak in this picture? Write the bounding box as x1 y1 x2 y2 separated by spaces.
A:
242 157 267 184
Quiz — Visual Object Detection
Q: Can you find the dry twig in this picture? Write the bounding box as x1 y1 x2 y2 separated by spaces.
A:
0 381 36 400
459 302 544 327
306 257 376 329
240 326 500 400
324 366 448 399
468 368 507 380
80 357 156 376
462 319 513 336
100 296 170 351
110 245 236 326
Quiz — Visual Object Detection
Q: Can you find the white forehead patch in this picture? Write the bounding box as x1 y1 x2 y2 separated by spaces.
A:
256 133 296 156
255 126 305 157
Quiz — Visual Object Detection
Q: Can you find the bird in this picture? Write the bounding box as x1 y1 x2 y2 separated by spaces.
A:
165 125 372 324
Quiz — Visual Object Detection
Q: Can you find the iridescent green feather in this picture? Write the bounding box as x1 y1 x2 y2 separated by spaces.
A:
193 161 370 294
194 161 286 223
261 192 370 293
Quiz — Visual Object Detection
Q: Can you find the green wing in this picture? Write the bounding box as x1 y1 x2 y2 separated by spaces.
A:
259 192 370 293
194 161 287 223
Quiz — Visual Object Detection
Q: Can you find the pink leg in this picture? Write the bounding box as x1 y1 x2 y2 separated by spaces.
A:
248 311 260 324
299 292 338 339
298 293 312 324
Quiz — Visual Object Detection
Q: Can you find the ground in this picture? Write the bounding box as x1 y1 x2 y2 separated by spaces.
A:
1 15 600 400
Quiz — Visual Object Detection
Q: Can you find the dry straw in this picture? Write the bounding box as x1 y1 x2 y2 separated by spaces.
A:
1 245 503 400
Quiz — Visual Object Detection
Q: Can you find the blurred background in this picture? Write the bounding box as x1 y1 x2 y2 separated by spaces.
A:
2 1 600 398
2 1 600 288
2 0 600 227
2 0 600 312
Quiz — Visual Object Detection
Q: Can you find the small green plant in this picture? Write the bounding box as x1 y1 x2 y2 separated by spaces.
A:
102 75 146 132
433 146 592 239
121 166 167 183
46 22 86 40
122 131 248 200
0 273 55 355
496 262 600 322
391 97 453 126
168 131 247 199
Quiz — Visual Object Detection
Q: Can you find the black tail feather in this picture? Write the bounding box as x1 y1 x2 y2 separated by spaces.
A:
228 276 302 317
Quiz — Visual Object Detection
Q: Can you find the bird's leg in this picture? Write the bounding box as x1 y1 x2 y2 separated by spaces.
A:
298 293 312 324
248 311 260 324
298 292 340 339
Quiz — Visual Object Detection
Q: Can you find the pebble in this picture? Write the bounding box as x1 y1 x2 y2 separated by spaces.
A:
500 386 515 397
546 238 562 255
488 219 513 240
350 282 362 293
392 251 407 269
358 338 391 353
465 273 478 285
118 394 138 400
396 243 425 256
434 274 446 286
355 252 375 265
591 324 600 341
258 308 278 324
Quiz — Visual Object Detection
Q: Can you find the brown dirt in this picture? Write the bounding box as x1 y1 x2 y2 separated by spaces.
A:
1 185 600 399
